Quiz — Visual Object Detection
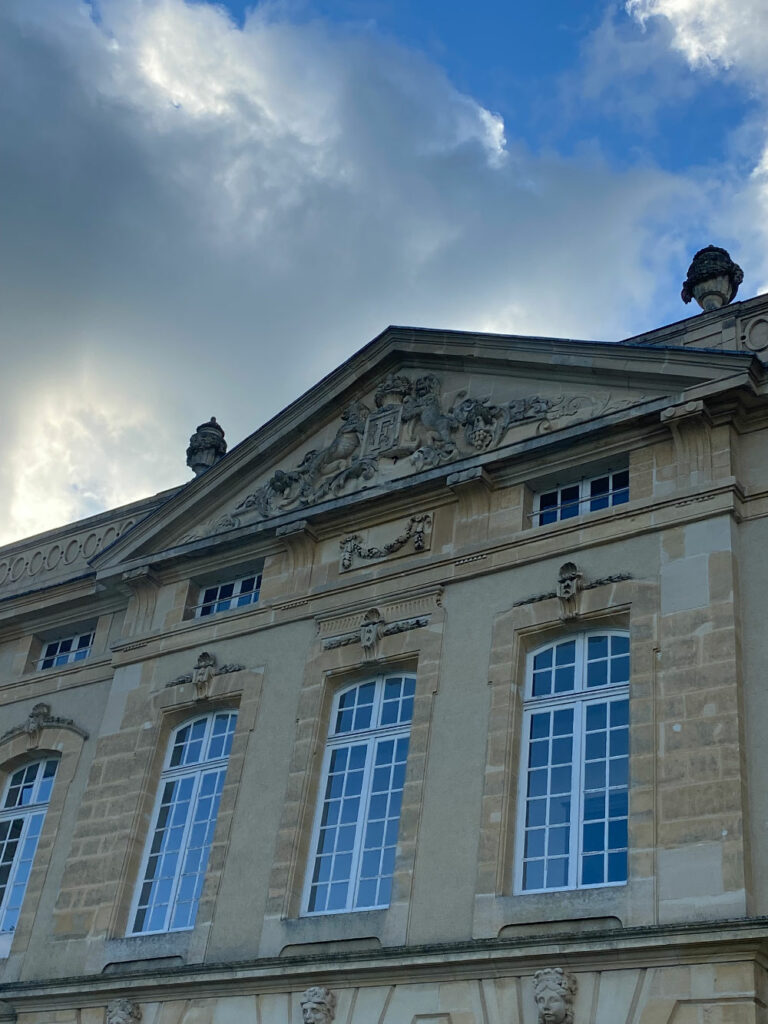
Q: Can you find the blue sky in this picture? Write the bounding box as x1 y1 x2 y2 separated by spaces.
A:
1 0 768 541
216 0 753 171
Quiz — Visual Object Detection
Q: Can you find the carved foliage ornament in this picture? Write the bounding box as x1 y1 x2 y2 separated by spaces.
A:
1 703 87 750
340 514 432 571
323 607 430 661
300 986 336 1024
183 374 642 541
105 1001 142 1024
166 651 245 699
533 968 577 1024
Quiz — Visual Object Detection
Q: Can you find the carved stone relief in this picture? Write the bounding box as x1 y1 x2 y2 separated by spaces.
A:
557 562 583 621
340 514 432 571
105 1001 142 1024
1 703 88 750
299 987 336 1024
166 651 245 699
0 513 138 592
322 607 430 662
743 316 768 352
181 373 645 542
514 568 631 609
533 968 577 1024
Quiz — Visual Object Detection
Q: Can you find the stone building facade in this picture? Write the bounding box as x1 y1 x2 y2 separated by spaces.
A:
2 285 768 1022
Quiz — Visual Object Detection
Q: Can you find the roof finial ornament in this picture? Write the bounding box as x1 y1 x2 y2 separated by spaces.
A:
186 416 227 477
682 245 743 311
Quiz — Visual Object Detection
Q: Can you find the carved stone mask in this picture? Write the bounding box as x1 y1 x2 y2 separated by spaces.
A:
533 968 576 1024
300 987 335 1024
536 991 568 1024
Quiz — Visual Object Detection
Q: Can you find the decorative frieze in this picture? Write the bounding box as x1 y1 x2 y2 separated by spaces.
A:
316 587 442 642
0 512 139 593
1 703 88 750
166 651 245 699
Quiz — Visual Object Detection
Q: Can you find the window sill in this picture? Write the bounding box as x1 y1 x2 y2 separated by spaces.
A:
261 904 405 957
91 931 192 974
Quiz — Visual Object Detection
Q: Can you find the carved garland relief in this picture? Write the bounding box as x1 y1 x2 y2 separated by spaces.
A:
181 373 644 543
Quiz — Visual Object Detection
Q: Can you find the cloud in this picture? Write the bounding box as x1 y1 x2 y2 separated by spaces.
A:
624 0 768 292
626 0 768 81
0 0 717 544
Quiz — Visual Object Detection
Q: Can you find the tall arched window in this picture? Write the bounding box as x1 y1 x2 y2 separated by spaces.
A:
516 631 630 893
303 675 415 915
129 711 237 935
0 757 59 949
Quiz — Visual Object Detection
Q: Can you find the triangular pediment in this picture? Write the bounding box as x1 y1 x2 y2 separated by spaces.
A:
93 327 757 572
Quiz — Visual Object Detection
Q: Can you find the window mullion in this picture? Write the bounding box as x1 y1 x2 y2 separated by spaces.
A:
348 736 377 911
570 701 585 889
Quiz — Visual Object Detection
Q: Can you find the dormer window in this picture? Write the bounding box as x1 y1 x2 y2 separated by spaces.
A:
195 573 262 618
534 467 629 528
38 631 94 671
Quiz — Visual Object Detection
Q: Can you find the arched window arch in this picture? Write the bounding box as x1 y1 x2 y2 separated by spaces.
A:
515 630 630 893
303 674 416 915
129 710 237 935
0 757 59 946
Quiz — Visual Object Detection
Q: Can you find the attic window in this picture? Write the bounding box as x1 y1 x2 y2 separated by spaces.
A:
38 631 94 671
195 573 262 618
532 467 629 528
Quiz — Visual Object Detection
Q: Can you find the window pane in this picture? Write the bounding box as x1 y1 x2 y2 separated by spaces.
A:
306 677 412 915
589 476 610 511
0 764 56 934
131 715 235 934
521 634 629 894
560 485 580 519
522 706 574 892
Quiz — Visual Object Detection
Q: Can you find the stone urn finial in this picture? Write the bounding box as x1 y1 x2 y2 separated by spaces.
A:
682 245 744 311
186 417 227 476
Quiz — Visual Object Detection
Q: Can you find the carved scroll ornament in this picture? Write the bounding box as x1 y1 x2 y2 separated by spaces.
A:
181 374 644 542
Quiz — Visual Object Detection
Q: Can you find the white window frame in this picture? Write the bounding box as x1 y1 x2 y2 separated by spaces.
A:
0 757 59 957
128 711 237 936
302 674 415 917
514 630 630 895
533 467 629 527
194 573 262 618
38 631 94 670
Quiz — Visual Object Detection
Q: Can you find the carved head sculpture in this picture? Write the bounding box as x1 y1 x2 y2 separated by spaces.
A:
105 1000 142 1024
533 967 577 1024
300 986 336 1024
25 703 50 734
557 562 582 599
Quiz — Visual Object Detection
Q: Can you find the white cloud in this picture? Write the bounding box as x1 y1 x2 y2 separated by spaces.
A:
626 0 768 79
0 0 722 544
624 0 768 293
